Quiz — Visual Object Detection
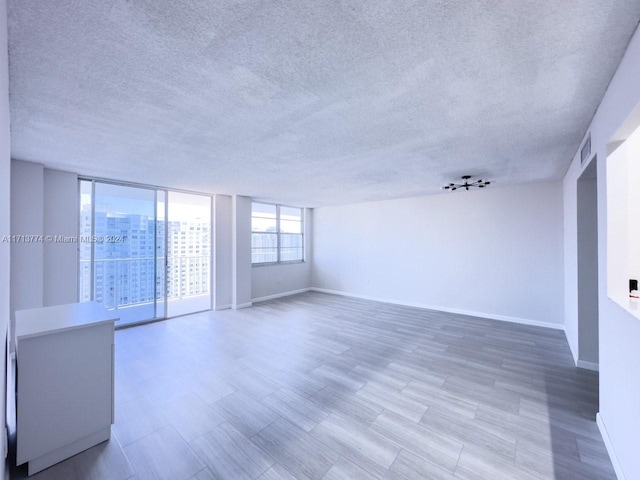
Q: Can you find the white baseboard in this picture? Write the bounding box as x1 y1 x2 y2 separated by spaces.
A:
214 304 232 311
252 288 312 304
563 329 600 371
310 288 564 330
565 330 580 367
232 302 253 310
577 360 599 372
597 413 625 480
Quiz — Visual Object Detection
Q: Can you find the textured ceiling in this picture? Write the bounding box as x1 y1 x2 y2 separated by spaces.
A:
7 1 640 207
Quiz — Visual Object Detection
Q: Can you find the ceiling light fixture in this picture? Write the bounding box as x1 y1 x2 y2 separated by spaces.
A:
442 175 491 191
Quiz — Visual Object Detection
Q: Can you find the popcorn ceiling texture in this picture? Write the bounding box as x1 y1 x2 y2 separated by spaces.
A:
7 1 640 206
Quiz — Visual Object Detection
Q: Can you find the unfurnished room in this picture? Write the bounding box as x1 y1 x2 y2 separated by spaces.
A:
0 1 639 479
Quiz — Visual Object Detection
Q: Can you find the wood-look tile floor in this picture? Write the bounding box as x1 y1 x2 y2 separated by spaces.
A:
9 292 615 479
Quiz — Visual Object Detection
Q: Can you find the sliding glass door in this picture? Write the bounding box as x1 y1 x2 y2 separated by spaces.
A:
79 180 212 326
166 191 212 317
80 181 160 325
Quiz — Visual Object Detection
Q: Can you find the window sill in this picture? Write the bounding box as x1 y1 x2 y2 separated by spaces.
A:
252 261 305 268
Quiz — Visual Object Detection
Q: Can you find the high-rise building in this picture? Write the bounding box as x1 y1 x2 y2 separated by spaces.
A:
80 206 210 309
167 217 210 300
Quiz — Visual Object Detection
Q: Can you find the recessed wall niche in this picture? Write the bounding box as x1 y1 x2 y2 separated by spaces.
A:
607 102 640 320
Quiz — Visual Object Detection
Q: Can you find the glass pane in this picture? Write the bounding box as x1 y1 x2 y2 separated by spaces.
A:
93 183 156 325
280 219 302 234
280 233 303 261
252 233 277 263
280 206 302 220
79 180 93 302
280 248 303 262
280 207 302 233
252 203 277 232
156 190 166 318
166 191 212 317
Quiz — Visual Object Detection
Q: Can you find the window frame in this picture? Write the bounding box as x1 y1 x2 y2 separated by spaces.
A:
251 202 304 266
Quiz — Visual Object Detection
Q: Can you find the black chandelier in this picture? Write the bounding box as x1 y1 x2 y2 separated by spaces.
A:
442 175 491 191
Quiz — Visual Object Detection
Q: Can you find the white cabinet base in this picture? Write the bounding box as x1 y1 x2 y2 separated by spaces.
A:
27 427 111 476
15 302 117 476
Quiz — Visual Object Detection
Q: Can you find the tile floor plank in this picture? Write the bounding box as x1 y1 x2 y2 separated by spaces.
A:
190 422 274 480
383 449 457 480
212 390 280 437
123 425 205 480
260 387 330 432
310 413 400 478
321 456 378 480
252 418 341 480
257 463 298 480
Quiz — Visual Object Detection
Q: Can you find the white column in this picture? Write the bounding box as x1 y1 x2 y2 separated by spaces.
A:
231 195 252 309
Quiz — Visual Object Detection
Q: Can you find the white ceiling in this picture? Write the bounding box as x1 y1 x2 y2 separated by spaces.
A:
7 1 640 207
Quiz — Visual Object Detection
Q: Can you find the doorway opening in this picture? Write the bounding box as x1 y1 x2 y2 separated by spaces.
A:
577 156 599 370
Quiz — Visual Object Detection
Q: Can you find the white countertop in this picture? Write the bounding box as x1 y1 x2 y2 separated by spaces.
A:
15 302 119 340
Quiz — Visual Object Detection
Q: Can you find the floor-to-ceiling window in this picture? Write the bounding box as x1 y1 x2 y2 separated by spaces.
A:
79 180 212 326
166 191 212 317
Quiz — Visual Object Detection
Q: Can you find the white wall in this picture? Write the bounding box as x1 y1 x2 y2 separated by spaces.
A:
0 0 10 467
10 164 79 321
605 142 630 311
43 169 78 306
252 263 311 301
252 208 313 301
10 161 44 347
313 181 564 327
628 136 640 282
563 22 640 480
606 125 640 316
